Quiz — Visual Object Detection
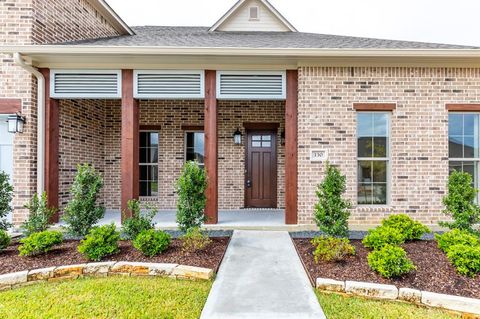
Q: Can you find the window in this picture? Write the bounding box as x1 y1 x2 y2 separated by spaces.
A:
185 132 205 168
249 6 259 20
448 113 480 188
357 112 389 205
139 132 159 197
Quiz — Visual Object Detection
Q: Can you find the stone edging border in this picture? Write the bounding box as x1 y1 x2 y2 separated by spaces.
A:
0 262 214 291
316 278 480 316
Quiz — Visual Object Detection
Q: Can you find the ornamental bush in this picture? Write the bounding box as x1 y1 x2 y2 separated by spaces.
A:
362 226 406 250
78 224 120 261
313 163 352 238
435 229 480 253
62 164 105 237
18 231 63 257
0 230 11 251
367 244 416 278
176 161 207 233
441 171 480 234
133 229 171 257
122 199 156 240
21 192 56 236
381 214 430 241
311 236 356 263
446 244 480 277
0 171 13 231
181 227 212 253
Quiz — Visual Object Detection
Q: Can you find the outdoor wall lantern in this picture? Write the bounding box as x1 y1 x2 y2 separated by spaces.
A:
233 128 242 145
7 114 25 133
281 130 286 146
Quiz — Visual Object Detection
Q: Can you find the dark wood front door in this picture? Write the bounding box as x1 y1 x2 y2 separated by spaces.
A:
245 130 277 208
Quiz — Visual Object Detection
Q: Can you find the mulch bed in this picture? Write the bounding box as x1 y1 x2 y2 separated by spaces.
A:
0 237 229 275
294 238 480 299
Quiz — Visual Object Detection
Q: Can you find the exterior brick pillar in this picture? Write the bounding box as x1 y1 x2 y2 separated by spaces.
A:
204 70 218 224
120 69 139 221
40 68 60 223
285 70 298 225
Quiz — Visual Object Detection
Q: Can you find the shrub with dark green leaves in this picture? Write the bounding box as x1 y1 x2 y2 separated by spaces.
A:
441 171 480 234
446 244 480 277
121 199 156 240
133 229 171 257
0 230 11 251
314 163 352 238
18 231 63 257
176 161 207 233
362 226 406 250
311 236 356 263
367 245 416 278
435 229 480 253
0 171 13 231
78 224 120 261
62 164 105 237
21 192 56 236
381 214 430 240
181 227 212 253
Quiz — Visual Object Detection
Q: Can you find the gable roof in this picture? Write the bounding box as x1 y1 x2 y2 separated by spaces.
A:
209 0 297 32
88 0 135 35
60 26 477 50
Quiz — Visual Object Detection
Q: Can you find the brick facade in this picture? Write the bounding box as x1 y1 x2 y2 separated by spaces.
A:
297 67 480 226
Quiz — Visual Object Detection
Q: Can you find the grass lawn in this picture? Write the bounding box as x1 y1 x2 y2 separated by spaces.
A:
316 291 461 319
0 276 212 319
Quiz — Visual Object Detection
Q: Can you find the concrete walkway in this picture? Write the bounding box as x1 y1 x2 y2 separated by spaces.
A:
201 230 326 319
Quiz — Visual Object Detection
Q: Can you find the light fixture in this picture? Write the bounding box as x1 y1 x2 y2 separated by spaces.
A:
7 114 25 133
281 130 286 146
233 128 242 145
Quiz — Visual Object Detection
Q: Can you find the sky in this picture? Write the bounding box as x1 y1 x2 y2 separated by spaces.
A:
106 0 480 46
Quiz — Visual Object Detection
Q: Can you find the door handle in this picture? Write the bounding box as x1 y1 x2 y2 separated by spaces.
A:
246 180 252 188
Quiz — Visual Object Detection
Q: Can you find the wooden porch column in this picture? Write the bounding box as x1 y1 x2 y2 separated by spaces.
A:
121 69 139 221
204 70 218 224
285 70 298 225
40 68 60 223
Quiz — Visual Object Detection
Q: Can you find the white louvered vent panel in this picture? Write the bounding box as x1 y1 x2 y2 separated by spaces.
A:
135 71 204 99
51 70 121 98
218 72 286 100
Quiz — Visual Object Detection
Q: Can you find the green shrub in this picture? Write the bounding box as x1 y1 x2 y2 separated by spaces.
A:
446 244 480 277
121 200 156 240
78 224 120 261
367 245 416 278
133 229 171 257
435 229 480 253
311 236 356 263
62 164 105 237
0 171 13 231
18 231 63 257
313 163 352 238
441 171 480 234
381 214 430 240
0 230 11 251
21 192 56 236
176 161 207 233
362 226 406 250
181 227 212 253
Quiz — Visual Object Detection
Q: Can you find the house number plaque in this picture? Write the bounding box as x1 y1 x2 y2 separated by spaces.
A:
310 149 328 162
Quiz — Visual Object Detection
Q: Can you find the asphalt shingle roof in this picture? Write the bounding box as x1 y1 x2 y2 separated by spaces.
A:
62 26 478 49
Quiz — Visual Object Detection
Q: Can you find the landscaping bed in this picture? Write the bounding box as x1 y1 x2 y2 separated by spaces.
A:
294 238 480 299
0 237 229 275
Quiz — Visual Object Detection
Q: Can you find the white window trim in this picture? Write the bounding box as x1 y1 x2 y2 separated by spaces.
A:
184 130 205 167
216 70 286 100
139 131 159 198
134 70 205 99
249 6 260 20
50 69 122 99
356 112 391 207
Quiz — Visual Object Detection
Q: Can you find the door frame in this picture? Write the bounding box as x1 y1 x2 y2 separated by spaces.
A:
243 122 279 208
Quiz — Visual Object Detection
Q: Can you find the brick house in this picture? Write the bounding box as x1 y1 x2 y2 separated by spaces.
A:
1 0 479 227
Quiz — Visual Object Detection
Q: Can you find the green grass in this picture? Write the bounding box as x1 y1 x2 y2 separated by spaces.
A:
316 291 461 319
0 276 212 319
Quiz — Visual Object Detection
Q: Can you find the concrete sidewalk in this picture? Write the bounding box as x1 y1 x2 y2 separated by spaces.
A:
201 230 326 319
